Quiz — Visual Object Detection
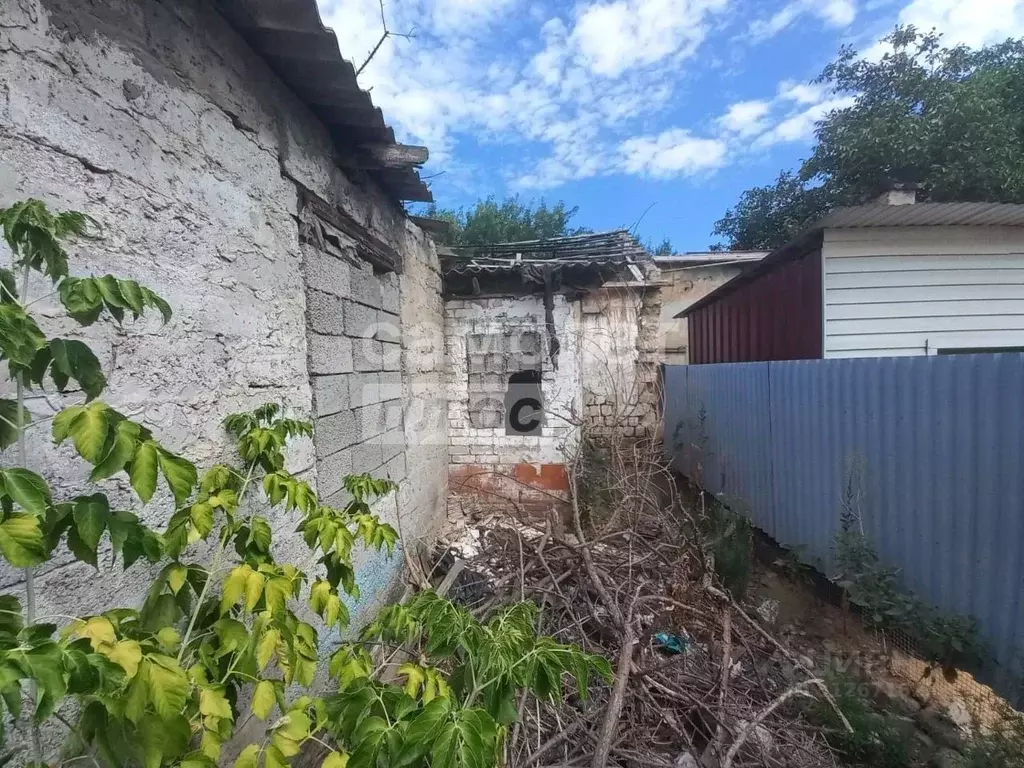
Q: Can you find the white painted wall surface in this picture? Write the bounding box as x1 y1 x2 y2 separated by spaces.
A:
823 226 1024 358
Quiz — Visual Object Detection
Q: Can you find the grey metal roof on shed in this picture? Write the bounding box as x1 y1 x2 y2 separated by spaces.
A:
818 201 1024 228
215 0 431 203
675 202 1024 319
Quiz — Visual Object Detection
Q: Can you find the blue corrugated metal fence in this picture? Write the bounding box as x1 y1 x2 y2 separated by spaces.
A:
663 354 1024 702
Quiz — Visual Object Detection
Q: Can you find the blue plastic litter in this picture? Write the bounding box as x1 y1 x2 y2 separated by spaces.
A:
653 632 690 654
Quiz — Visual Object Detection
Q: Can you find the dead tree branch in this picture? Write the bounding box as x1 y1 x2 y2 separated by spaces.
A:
356 0 417 76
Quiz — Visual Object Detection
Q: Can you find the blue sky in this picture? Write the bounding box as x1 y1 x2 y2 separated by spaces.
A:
316 0 1023 251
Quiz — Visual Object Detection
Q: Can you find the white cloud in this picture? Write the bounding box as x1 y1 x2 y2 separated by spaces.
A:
717 100 771 136
750 0 856 39
571 0 729 76
776 80 827 104
317 0 734 190
618 130 728 178
896 0 1024 47
753 95 855 147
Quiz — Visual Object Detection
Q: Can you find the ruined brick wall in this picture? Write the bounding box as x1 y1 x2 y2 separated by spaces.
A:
0 0 445 757
444 295 580 514
578 286 662 437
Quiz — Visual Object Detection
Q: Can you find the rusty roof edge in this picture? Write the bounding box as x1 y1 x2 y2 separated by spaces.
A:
675 230 822 318
215 0 431 204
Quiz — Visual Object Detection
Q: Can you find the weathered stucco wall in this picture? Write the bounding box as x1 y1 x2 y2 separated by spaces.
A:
578 285 662 436
658 264 749 364
0 0 444 757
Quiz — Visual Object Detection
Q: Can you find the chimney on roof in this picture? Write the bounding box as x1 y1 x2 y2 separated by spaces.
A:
873 180 920 206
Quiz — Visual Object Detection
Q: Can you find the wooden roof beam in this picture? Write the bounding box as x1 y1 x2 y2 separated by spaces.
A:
357 143 429 169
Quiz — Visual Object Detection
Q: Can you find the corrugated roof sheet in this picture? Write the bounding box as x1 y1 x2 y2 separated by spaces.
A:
677 202 1024 318
819 202 1024 228
654 251 769 265
444 230 649 271
444 258 639 276
215 0 431 203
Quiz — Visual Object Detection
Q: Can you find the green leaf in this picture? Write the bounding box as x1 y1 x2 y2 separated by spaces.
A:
257 628 279 671
157 449 196 506
0 303 46 369
143 287 172 324
52 405 85 443
0 269 17 304
264 745 289 768
220 566 250 614
1 468 50 514
309 579 331 616
49 339 106 400
0 399 28 450
234 744 260 768
166 563 187 595
429 711 495 768
252 679 275 719
67 525 97 567
130 441 159 503
144 655 189 721
96 274 128 310
263 577 291 615
394 696 451 766
72 493 111 552
0 513 45 566
68 402 109 463
90 419 140 482
323 753 350 768
0 595 24 635
199 686 232 720
244 569 265 611
119 279 145 315
249 517 272 552
59 277 103 326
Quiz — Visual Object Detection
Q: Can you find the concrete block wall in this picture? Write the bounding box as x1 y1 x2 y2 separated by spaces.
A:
445 295 579 514
302 224 406 505
0 0 445 758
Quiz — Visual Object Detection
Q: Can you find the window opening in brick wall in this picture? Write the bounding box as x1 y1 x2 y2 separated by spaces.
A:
506 370 543 435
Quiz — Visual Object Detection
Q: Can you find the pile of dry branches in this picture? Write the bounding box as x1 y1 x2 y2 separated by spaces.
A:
438 430 852 768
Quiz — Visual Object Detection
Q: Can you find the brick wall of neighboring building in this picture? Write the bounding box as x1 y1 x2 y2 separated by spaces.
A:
444 295 580 515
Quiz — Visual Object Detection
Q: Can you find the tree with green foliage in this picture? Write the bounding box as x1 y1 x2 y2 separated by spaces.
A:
713 27 1024 250
0 199 611 767
425 196 590 246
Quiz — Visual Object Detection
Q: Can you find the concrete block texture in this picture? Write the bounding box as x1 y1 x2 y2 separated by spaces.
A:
302 245 351 299
353 338 384 371
355 403 386 442
0 0 446 761
350 264 383 309
308 289 347 335
349 372 381 407
316 410 358 457
317 447 353 500
309 334 354 374
344 299 378 339
312 374 351 416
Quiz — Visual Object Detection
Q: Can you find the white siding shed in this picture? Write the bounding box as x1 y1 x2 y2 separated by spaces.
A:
822 226 1024 358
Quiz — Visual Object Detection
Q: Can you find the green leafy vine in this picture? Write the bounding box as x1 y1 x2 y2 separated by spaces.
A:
0 199 609 768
